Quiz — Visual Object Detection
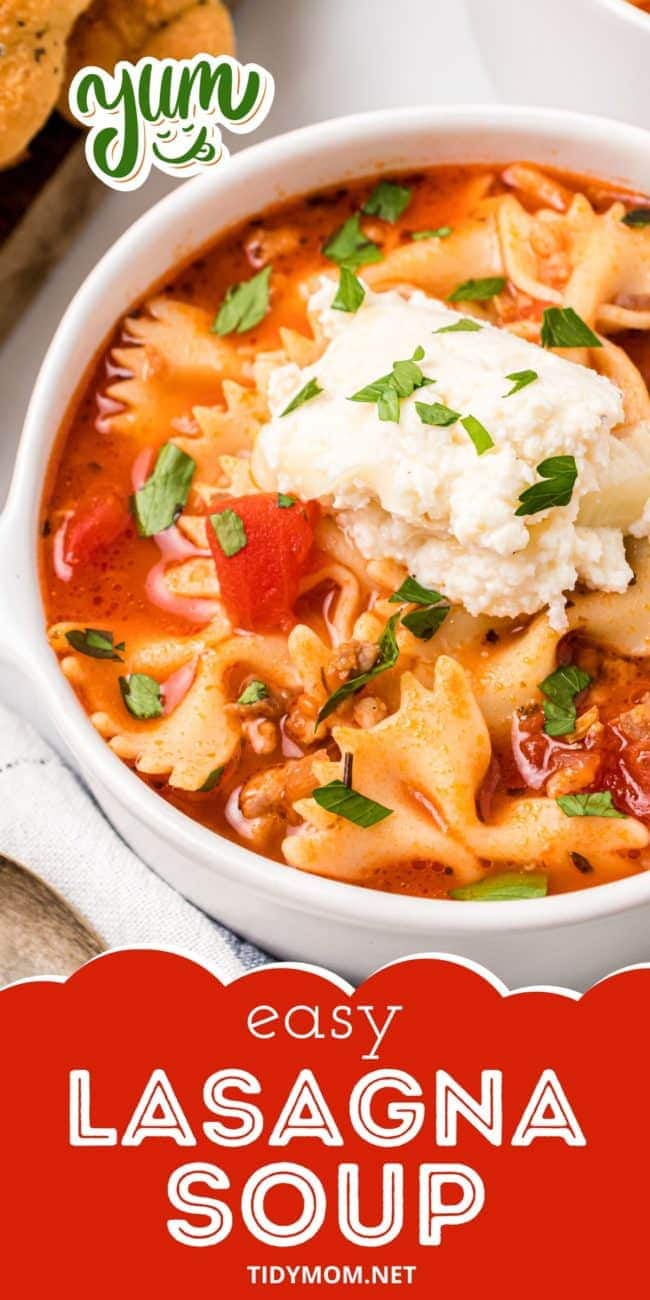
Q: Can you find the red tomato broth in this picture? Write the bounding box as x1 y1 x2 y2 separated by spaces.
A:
513 641 650 821
40 163 650 898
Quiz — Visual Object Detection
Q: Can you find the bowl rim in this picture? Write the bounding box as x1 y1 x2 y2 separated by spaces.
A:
599 0 650 32
13 101 650 938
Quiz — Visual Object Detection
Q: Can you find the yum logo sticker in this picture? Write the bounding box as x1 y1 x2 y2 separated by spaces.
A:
0 951 648 1296
68 55 274 190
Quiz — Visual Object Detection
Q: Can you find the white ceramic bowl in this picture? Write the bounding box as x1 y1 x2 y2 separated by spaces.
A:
467 0 650 127
4 105 650 990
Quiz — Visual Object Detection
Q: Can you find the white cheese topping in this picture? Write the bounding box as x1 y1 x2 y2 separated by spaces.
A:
253 278 636 629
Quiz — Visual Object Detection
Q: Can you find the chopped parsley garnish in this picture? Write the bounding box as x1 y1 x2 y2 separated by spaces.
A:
210 508 247 557
362 180 412 223
433 317 482 334
622 208 650 227
416 400 459 427
332 265 366 313
65 628 125 661
504 369 538 397
212 265 272 336
556 792 625 818
448 276 506 303
461 414 494 455
317 613 400 725
237 680 269 705
132 443 195 537
515 455 578 516
451 872 548 900
540 306 602 349
412 226 453 241
350 345 432 423
401 604 450 640
312 779 393 827
322 214 383 271
198 766 224 792
389 576 443 605
539 663 591 737
389 576 449 641
281 377 323 416
277 493 296 508
119 673 163 720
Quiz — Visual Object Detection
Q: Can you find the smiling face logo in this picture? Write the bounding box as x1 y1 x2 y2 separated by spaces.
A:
68 55 275 191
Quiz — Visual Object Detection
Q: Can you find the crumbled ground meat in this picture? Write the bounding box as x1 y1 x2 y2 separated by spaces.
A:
239 753 324 821
284 639 382 744
245 225 301 269
324 639 379 692
284 693 321 746
353 695 387 728
617 693 650 741
230 679 286 722
546 752 601 798
241 718 279 756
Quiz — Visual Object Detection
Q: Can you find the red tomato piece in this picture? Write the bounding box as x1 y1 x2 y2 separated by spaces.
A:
208 493 318 632
63 492 131 567
512 704 650 820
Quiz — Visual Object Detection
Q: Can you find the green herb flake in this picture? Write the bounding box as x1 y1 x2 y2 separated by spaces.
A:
350 345 432 423
504 369 538 397
416 400 459 427
448 276 506 303
622 208 650 228
434 317 483 334
212 265 272 336
281 377 323 417
198 766 224 792
132 443 195 537
401 604 450 641
119 673 163 720
539 663 591 738
322 214 383 271
389 576 449 641
277 493 296 508
461 414 494 455
65 628 125 661
411 226 453 241
237 679 269 706
210 508 248 558
540 306 602 349
389 576 444 605
362 180 412 223
556 791 626 818
516 454 578 517
317 613 400 725
312 779 393 828
332 265 366 313
451 872 548 901
378 387 400 422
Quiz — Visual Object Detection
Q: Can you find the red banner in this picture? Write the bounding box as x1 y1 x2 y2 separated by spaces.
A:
0 951 646 1295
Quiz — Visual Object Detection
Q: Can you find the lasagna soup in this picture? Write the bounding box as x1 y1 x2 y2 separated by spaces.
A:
42 162 650 901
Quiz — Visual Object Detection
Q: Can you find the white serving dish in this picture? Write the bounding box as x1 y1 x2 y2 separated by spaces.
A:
466 0 650 127
4 105 650 989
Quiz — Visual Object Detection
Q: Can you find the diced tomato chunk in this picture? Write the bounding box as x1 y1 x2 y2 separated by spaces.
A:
513 703 650 819
63 492 131 567
208 492 319 632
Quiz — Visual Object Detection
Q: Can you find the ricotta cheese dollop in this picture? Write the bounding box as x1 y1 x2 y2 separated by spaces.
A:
252 278 635 629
